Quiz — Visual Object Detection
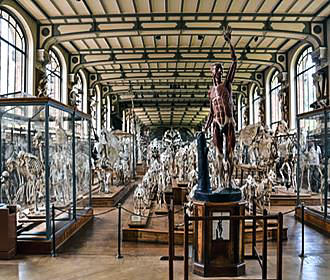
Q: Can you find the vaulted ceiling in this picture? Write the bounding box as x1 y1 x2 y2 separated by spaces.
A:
18 0 330 129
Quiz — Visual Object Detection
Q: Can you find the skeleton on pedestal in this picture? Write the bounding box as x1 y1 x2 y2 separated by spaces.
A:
69 77 82 109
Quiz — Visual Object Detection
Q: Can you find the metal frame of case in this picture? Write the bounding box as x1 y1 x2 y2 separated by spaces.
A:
297 107 329 219
0 97 92 239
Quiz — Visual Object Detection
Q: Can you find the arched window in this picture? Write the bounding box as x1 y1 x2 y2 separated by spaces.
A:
0 9 26 97
46 50 62 101
270 70 281 129
296 46 315 114
252 87 260 124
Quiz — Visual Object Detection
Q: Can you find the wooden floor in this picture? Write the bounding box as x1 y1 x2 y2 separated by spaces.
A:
0 193 329 280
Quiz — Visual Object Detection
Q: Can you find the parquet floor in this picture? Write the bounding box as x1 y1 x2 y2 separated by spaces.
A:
0 194 329 280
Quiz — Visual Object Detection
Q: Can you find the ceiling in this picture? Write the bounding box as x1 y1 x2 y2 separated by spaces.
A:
17 0 330 129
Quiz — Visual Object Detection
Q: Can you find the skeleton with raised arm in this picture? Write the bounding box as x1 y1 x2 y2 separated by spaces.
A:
204 26 237 189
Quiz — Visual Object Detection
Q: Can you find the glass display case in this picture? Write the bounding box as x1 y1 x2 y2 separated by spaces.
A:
297 107 329 219
0 97 91 239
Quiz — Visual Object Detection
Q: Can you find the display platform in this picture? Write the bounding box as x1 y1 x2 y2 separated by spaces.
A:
17 207 93 254
128 208 151 228
92 182 136 207
295 206 330 236
270 190 321 206
123 205 287 245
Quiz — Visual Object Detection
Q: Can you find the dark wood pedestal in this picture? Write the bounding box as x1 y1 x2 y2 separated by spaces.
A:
171 179 188 205
193 201 246 277
0 206 16 259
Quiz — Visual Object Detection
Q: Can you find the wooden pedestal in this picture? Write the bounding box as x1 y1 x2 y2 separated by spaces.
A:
193 201 246 277
0 206 17 259
172 179 188 205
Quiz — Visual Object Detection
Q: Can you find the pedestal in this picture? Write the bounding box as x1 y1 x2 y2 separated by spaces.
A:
0 206 16 259
193 201 246 277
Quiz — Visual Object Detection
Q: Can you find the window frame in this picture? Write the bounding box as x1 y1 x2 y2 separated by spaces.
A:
252 86 261 124
269 70 281 129
295 46 316 115
46 49 62 102
0 8 27 97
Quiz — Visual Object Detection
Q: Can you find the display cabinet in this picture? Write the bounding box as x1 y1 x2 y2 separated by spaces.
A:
297 107 329 219
0 97 92 239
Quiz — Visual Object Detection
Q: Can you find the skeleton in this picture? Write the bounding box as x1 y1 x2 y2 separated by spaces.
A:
49 116 72 203
133 183 147 215
157 170 167 209
0 171 12 204
17 151 44 212
237 124 260 165
240 175 257 214
208 142 222 191
94 129 121 190
76 142 90 194
69 78 81 109
175 146 189 181
299 129 312 192
37 59 50 98
256 170 277 212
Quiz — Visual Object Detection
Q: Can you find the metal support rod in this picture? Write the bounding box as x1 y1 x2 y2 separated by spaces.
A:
299 203 305 258
323 110 328 219
51 204 56 257
27 119 31 153
262 209 268 280
72 112 77 220
45 105 50 238
88 120 92 207
277 212 283 280
296 119 301 206
168 198 174 280
252 197 257 257
184 206 189 280
240 169 243 187
116 203 123 259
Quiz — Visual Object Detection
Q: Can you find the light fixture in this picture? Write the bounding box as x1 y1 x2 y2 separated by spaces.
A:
155 35 161 40
198 35 204 40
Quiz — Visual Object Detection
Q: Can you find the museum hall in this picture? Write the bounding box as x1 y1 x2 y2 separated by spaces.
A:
0 0 329 279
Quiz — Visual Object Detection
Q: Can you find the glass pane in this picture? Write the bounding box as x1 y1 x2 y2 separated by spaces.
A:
0 38 8 95
48 107 73 210
298 112 329 218
75 116 90 207
8 45 15 94
0 105 46 220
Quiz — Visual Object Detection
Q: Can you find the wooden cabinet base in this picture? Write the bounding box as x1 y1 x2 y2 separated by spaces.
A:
0 247 16 259
0 206 17 259
192 200 246 277
193 262 245 277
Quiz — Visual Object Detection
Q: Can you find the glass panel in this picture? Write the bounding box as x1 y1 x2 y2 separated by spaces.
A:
298 112 328 217
8 45 15 94
46 50 62 101
0 105 46 220
75 115 90 207
48 107 73 210
296 47 316 114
